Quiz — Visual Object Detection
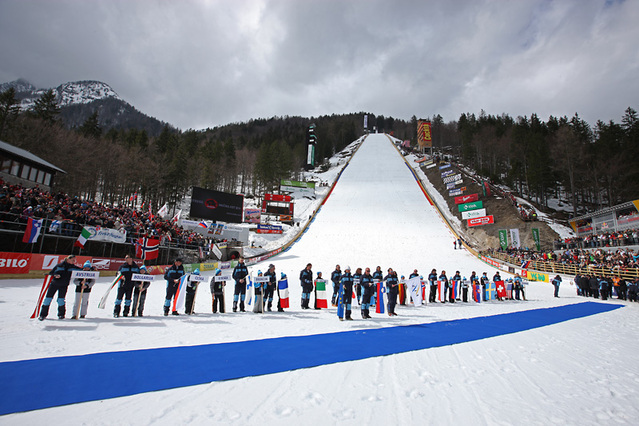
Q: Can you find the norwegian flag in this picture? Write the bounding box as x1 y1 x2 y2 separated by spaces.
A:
136 237 160 260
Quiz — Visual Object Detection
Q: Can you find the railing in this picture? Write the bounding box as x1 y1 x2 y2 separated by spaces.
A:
486 251 639 281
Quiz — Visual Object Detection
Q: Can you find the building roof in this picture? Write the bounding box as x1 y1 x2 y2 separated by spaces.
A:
0 139 66 174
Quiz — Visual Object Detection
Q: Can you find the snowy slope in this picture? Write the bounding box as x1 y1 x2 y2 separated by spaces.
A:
1 134 638 425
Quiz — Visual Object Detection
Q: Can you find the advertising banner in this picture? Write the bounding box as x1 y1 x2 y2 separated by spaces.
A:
532 228 541 251
256 224 284 234
280 180 316 197
190 186 244 224
443 173 462 184
82 226 127 244
439 164 450 170
0 252 31 274
467 215 494 227
499 229 509 250
454 193 479 205
417 121 432 148
461 208 487 220
510 228 521 248
458 200 483 212
244 208 261 224
441 170 454 178
449 188 463 197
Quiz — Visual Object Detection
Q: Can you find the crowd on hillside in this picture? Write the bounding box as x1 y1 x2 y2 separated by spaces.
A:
0 178 215 248
485 246 639 271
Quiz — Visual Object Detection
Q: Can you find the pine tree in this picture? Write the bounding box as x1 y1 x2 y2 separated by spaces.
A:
0 87 20 140
79 110 101 139
31 89 60 122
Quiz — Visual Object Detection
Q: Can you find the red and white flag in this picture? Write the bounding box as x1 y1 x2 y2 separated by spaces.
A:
136 237 160 260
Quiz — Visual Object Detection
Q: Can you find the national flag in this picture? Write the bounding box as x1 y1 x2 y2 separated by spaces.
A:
437 280 447 302
421 280 426 301
407 276 421 305
148 204 154 219
398 281 405 304
495 280 507 299
246 275 253 306
48 219 61 233
376 282 386 314
136 237 159 260
198 246 204 259
450 280 460 300
521 260 531 269
485 281 496 300
30 275 52 318
314 279 327 308
198 221 207 229
98 273 125 309
22 218 43 243
336 283 344 319
171 209 182 224
129 192 138 202
74 227 92 248
172 275 188 312
472 284 482 303
505 281 513 299
158 203 169 219
278 278 290 308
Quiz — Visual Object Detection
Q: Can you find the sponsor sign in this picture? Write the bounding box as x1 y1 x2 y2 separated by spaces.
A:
0 252 31 274
280 180 316 197
480 255 501 268
83 226 127 244
264 193 292 202
190 186 244 224
532 228 541 251
256 224 283 234
461 208 487 220
443 173 462 184
467 215 494 227
439 164 451 170
527 271 549 282
417 121 432 148
449 189 463 197
446 182 457 190
499 229 508 250
441 170 454 178
426 163 437 169
454 193 479 205
458 200 483 211
70 271 100 280
244 208 261 224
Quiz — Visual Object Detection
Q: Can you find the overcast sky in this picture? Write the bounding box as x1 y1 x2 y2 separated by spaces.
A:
1 0 638 130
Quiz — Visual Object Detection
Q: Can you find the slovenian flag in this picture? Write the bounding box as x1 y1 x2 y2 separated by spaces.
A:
278 278 290 308
74 227 91 248
521 260 531 269
315 279 327 308
172 275 188 312
375 282 385 314
437 280 447 302
22 218 43 243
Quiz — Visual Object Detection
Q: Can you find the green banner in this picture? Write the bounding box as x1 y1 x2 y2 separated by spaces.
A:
498 229 508 250
532 228 541 251
458 201 483 212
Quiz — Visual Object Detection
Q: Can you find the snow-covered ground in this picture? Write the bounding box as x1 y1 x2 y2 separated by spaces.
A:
1 134 638 425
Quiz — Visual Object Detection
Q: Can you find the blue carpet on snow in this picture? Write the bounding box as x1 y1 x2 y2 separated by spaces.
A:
0 301 621 415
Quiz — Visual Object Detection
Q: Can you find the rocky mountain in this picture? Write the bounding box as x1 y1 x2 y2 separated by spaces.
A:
0 79 173 136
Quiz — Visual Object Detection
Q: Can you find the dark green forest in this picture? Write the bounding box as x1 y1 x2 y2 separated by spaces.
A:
1 86 637 217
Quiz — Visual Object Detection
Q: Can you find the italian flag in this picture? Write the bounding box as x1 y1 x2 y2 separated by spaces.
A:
315 279 328 309
75 227 91 248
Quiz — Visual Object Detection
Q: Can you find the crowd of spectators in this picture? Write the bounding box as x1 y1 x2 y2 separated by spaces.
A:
0 178 218 249
484 246 639 272
555 230 639 250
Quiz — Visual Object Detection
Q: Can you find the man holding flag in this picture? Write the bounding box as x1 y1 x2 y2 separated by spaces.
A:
360 267 374 319
384 268 399 316
338 266 354 320
163 258 185 316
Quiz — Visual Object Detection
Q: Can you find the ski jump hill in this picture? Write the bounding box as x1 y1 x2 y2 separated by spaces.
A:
0 133 635 424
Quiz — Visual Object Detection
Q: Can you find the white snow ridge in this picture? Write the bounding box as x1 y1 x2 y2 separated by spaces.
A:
1 134 638 425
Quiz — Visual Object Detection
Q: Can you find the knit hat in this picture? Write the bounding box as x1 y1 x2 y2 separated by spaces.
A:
83 261 92 268
140 265 147 271
193 268 200 275
215 268 221 275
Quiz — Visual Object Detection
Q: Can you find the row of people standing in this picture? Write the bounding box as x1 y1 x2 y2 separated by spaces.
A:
574 273 639 301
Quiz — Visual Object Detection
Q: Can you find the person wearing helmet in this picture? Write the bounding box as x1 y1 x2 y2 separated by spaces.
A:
210 268 226 313
132 265 151 317
339 266 354 320
71 261 96 319
185 268 201 315
263 264 277 312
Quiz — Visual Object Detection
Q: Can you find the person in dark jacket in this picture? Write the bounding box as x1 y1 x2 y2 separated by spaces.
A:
39 255 82 320
599 276 610 300
132 265 151 317
438 270 449 303
330 265 342 306
617 278 628 300
384 268 399 316
185 268 201 315
552 275 562 298
115 255 140 317
164 258 185 316
589 275 599 298
353 267 363 305
340 266 354 320
360 267 374 319
372 266 383 307
300 263 314 309
210 268 226 313
232 257 249 312
428 269 438 303
263 264 277 311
